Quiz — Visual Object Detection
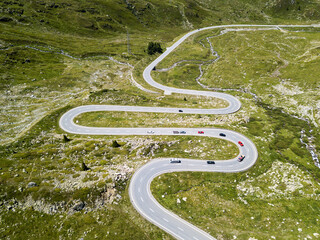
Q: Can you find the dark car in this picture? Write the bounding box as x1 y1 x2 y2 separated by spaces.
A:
179 110 183 112
237 155 245 162
180 131 186 134
238 141 244 147
173 131 179 134
170 158 181 163
219 133 226 137
207 161 215 164
198 131 204 134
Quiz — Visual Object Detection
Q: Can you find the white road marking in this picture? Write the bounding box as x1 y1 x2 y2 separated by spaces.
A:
163 218 169 222
149 208 154 213
57 24 315 240
178 227 184 232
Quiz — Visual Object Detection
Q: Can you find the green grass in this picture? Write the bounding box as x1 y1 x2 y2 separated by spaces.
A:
147 27 320 237
2 0 320 239
0 105 239 203
152 27 320 126
0 196 172 240
152 171 320 239
86 89 228 108
75 111 229 128
151 100 320 239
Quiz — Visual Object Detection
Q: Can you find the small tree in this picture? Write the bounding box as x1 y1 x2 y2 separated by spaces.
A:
112 140 121 148
63 134 71 142
183 97 187 101
81 161 90 171
147 42 163 55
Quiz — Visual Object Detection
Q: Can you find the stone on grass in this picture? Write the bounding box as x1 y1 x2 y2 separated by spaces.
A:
27 182 38 188
73 202 85 211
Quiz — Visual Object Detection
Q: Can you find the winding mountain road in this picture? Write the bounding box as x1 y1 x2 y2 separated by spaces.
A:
59 24 317 240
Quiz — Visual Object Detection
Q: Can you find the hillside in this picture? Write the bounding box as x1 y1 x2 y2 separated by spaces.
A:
1 1 320 239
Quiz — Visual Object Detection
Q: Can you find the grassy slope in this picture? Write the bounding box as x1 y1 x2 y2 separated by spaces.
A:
150 28 320 239
1 0 320 239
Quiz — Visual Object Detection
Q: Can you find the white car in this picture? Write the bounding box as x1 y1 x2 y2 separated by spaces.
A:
147 130 155 134
170 158 181 163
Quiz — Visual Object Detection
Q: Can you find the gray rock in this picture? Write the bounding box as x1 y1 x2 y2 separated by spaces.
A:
27 182 38 188
73 202 85 211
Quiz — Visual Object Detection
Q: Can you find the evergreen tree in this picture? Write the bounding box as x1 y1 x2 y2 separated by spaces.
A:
112 140 121 148
63 134 71 142
147 42 163 55
81 161 90 171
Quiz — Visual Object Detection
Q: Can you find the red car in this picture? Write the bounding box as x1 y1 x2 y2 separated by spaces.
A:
198 131 204 134
238 141 244 147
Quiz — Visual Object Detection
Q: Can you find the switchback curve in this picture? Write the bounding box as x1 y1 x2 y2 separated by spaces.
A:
59 24 317 240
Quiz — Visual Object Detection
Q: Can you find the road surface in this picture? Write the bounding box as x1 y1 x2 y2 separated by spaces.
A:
60 24 317 240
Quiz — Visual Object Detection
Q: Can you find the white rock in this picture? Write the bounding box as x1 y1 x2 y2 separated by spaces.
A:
177 198 181 204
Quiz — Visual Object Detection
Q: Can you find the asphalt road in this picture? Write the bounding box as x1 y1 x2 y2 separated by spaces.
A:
59 24 317 240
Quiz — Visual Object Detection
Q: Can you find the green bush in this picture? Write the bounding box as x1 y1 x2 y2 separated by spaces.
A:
147 42 163 55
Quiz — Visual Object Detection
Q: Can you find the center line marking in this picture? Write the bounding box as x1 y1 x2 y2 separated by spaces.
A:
163 218 169 222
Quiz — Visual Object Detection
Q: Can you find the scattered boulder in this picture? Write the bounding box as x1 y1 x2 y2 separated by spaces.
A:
27 182 38 188
73 201 85 211
102 186 117 204
0 17 13 22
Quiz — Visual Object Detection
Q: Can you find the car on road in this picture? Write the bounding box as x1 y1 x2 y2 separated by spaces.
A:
170 158 181 163
180 131 186 134
238 155 245 162
219 133 226 137
207 161 215 164
238 141 244 146
173 131 179 134
179 109 183 112
198 131 204 134
147 130 155 134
